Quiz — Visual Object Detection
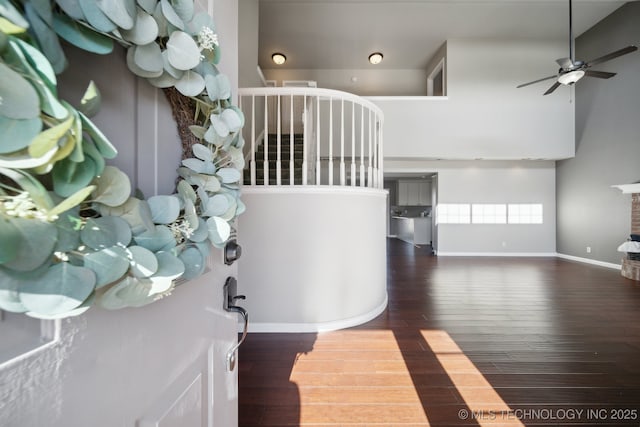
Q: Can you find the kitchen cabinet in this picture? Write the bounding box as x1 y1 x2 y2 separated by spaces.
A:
397 180 431 206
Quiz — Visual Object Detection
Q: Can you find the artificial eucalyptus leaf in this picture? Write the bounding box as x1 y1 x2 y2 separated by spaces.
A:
0 116 43 154
181 196 196 225
170 0 192 22
133 225 175 252
52 156 97 197
0 62 39 120
192 143 213 162
117 276 172 306
128 245 158 278
81 215 132 249
53 208 81 252
188 11 214 34
202 174 221 192
2 217 57 272
204 193 228 217
49 185 96 217
218 193 237 221
28 114 74 158
203 74 218 100
160 0 183 30
227 146 245 169
223 106 244 130
78 0 117 32
0 16 25 34
216 167 241 184
97 276 133 309
152 1 168 36
0 267 28 312
0 166 54 209
206 215 230 245
83 245 129 288
24 2 67 73
175 70 205 97
236 197 246 216
177 179 197 204
136 0 157 14
178 246 204 280
30 0 54 24
0 217 20 263
126 45 163 78
0 0 30 28
120 9 158 45
134 41 163 72
203 124 221 145
96 197 154 234
153 251 185 280
147 72 178 88
209 113 229 137
0 146 58 170
82 138 106 175
53 13 114 55
26 292 95 319
188 125 206 139
147 194 180 224
166 30 200 70
19 263 95 315
79 80 102 118
161 49 183 79
55 0 85 20
181 157 206 173
13 38 57 93
187 217 207 242
216 74 231 100
92 165 132 207
79 112 118 159
96 0 135 29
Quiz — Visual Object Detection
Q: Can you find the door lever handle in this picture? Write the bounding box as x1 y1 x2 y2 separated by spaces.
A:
223 277 248 371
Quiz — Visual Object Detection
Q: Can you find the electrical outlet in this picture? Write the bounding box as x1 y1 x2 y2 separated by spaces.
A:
586 246 592 254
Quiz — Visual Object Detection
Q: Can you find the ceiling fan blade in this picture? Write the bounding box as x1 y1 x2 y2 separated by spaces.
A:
517 75 557 89
556 57 574 69
584 70 617 79
543 81 561 96
586 45 638 67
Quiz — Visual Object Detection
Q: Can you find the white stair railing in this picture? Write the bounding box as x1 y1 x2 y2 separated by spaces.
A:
238 87 384 189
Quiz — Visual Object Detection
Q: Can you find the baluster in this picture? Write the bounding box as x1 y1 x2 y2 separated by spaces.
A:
290 94 294 185
316 95 321 185
367 109 373 188
264 95 269 186
250 95 256 185
372 116 378 189
276 95 281 185
302 95 308 185
340 99 345 186
351 102 356 187
360 105 365 187
328 97 333 186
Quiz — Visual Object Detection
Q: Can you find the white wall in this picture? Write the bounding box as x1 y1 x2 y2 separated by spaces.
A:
237 188 388 332
372 38 575 160
386 160 557 255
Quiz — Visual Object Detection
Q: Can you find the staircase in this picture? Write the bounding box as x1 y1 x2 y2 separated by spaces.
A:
244 134 305 185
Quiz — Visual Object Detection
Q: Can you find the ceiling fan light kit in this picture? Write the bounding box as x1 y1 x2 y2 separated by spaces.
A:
517 0 637 95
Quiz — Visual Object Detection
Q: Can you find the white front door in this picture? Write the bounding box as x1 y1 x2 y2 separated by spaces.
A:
0 255 241 427
0 0 242 420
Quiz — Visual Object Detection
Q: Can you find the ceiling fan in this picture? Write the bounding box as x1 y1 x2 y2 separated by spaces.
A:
517 0 637 95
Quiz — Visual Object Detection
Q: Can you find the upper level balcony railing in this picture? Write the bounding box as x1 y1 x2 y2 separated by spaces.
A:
238 87 384 189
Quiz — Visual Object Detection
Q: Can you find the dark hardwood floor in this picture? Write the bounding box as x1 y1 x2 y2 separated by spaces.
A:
239 239 640 426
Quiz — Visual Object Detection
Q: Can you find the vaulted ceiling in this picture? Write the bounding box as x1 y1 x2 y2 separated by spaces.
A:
258 0 627 71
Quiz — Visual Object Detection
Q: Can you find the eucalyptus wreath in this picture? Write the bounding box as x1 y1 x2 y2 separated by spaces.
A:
0 0 245 318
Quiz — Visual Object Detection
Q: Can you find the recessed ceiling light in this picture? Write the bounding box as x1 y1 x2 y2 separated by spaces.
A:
368 52 383 65
272 53 286 65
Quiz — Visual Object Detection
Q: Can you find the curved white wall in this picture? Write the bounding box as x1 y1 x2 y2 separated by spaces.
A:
237 187 388 332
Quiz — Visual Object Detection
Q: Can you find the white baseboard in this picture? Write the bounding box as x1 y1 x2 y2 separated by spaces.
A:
242 294 388 333
437 252 557 257
556 253 621 270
